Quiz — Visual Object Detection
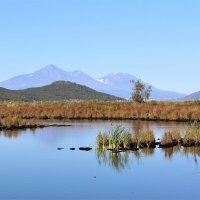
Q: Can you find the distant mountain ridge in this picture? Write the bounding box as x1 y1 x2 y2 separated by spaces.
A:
0 81 122 101
0 64 186 100
182 91 200 100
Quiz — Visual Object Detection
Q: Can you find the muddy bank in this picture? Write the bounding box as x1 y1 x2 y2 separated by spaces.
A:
0 124 72 131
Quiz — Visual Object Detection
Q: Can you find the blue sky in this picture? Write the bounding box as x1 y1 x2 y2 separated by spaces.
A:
0 0 200 94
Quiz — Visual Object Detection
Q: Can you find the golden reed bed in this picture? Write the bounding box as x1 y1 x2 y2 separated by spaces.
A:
0 101 200 122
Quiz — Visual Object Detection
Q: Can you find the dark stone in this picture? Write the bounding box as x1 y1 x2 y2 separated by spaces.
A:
159 143 176 148
57 148 64 150
107 147 139 152
79 147 92 151
139 142 156 148
181 140 200 147
118 147 129 151
128 143 137 149
49 124 72 127
130 147 139 151
70 148 75 150
159 140 180 148
179 138 183 145
155 142 160 145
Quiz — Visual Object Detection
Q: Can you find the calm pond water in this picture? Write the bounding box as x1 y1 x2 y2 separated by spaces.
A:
0 120 199 200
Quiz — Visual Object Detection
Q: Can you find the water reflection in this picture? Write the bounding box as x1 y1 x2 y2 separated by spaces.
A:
161 146 181 160
130 120 189 136
96 149 130 172
96 148 156 172
161 146 200 164
0 128 36 138
96 147 200 171
141 148 155 157
182 147 200 164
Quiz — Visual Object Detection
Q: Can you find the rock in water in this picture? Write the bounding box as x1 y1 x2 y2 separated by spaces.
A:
57 148 64 150
79 147 92 151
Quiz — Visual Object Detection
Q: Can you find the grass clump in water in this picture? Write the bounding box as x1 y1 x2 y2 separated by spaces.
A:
129 129 155 148
96 132 109 150
160 129 181 148
96 126 155 150
0 117 41 130
136 129 155 148
96 126 132 150
108 126 124 149
182 127 200 147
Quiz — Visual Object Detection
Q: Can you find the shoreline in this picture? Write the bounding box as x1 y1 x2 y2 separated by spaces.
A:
0 117 192 131
0 124 72 131
0 101 200 128
27 116 195 122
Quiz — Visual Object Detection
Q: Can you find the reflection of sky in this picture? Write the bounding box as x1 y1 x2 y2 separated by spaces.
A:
0 120 199 199
0 120 189 147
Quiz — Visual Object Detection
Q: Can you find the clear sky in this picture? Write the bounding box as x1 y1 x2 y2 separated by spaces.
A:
0 0 200 94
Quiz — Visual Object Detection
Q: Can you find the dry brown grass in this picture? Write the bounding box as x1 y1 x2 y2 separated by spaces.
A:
132 129 155 148
0 101 200 121
0 117 43 130
1 100 200 131
160 129 181 147
182 127 200 146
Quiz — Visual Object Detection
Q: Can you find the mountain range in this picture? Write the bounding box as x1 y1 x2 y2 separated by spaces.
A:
182 91 200 101
0 64 187 100
0 81 122 101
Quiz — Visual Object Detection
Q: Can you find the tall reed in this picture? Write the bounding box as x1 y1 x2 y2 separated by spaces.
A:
0 117 39 130
160 129 181 147
96 126 155 150
182 127 200 147
1 101 200 122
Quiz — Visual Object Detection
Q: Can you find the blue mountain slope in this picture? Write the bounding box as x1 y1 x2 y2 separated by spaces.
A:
0 64 186 100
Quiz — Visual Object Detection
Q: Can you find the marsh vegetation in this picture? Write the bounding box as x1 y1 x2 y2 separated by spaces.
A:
0 101 200 123
0 116 71 130
96 126 155 151
96 124 200 152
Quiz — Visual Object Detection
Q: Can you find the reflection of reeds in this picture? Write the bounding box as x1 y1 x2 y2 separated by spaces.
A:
96 144 200 171
161 146 181 160
108 152 129 172
141 148 155 157
161 145 200 164
132 150 142 161
0 128 36 138
0 130 23 138
182 147 200 157
95 148 108 166
182 147 200 164
96 148 130 172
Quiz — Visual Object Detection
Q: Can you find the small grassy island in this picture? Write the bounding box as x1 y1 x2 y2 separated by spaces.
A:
96 125 200 152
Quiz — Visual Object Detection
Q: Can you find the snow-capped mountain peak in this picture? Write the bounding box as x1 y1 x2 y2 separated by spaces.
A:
0 65 186 99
